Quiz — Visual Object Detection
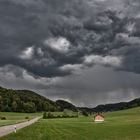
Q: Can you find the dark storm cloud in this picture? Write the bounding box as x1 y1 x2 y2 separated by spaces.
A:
0 0 90 77
0 0 140 77
40 66 140 107
0 0 140 106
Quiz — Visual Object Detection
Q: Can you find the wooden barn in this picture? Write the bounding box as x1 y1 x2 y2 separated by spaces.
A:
94 113 104 122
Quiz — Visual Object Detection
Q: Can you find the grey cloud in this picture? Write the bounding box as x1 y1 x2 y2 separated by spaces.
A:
40 66 140 107
0 0 140 106
1 0 140 78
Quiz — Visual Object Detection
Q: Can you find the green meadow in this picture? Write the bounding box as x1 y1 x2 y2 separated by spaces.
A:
1 107 140 140
0 112 42 126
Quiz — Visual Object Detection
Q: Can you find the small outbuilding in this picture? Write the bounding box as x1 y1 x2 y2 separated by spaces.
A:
94 113 104 122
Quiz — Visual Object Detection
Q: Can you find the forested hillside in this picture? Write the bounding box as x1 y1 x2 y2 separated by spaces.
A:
0 87 60 113
56 100 78 112
0 86 140 114
91 98 140 112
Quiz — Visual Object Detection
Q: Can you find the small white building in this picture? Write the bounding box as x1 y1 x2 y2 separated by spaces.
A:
94 114 104 123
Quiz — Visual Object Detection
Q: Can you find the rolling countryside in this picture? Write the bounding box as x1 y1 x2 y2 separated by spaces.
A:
1 107 140 140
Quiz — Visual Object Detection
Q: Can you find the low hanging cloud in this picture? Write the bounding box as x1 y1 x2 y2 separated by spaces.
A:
40 66 140 107
0 0 140 106
84 55 122 67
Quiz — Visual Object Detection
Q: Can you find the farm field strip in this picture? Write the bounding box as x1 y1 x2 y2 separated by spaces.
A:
0 112 42 126
1 107 140 140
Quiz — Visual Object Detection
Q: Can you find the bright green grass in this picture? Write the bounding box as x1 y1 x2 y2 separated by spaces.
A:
0 112 42 126
1 107 140 140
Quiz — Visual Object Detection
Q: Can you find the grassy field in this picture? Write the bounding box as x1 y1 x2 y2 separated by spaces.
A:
0 112 42 126
45 109 78 117
1 107 140 140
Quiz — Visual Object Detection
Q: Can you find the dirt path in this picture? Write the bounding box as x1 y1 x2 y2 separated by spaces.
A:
0 117 41 137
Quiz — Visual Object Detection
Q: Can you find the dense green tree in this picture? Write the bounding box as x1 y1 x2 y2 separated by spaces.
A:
2 104 11 112
81 110 88 117
47 112 54 118
43 112 47 119
11 101 18 112
23 102 36 113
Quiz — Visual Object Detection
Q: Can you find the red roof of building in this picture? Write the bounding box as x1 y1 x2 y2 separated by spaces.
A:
94 113 104 118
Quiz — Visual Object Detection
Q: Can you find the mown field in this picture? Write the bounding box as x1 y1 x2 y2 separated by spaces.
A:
1 107 140 140
0 112 42 126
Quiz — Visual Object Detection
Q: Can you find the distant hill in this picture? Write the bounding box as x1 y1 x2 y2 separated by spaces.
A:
60 98 140 114
0 86 60 113
56 100 78 112
56 98 140 113
91 98 140 112
0 86 140 113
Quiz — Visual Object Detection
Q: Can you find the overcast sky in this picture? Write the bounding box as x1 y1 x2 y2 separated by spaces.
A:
0 0 140 107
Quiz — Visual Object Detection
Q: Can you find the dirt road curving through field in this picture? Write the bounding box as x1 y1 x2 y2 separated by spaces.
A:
0 117 41 137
